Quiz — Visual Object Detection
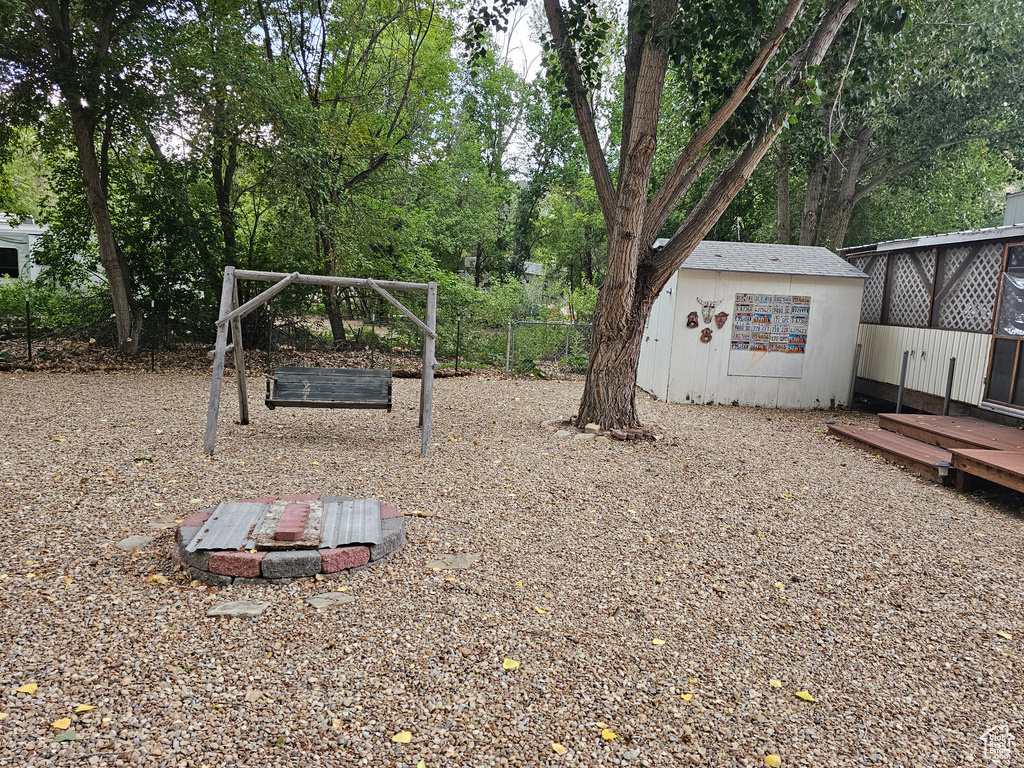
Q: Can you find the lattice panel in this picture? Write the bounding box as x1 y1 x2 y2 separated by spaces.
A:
937 243 1002 331
885 250 935 326
851 255 885 323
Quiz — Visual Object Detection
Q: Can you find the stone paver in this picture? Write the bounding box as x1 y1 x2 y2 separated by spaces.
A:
115 535 154 551
207 601 269 617
305 593 356 609
426 552 481 570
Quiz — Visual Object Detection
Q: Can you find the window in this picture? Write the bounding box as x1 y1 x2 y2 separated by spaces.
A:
0 247 18 278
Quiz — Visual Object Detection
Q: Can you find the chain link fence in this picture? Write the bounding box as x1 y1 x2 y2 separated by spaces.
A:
0 284 590 377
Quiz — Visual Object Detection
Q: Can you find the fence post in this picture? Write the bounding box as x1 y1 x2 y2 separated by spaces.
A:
25 298 31 362
943 357 956 416
455 316 461 374
565 324 570 364
505 322 512 374
896 350 910 413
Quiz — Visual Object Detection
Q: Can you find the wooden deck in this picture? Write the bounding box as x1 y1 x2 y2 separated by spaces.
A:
827 424 952 482
951 449 1024 494
878 413 1024 452
829 413 1024 492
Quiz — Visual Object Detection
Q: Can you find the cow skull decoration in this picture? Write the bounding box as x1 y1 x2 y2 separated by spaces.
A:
696 297 719 325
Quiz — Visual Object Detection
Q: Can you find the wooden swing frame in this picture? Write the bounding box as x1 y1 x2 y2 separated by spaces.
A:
203 266 438 456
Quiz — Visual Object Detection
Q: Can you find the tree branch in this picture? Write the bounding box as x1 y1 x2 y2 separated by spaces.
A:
543 0 616 229
642 0 806 245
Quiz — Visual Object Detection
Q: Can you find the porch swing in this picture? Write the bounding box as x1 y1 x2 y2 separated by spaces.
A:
203 267 438 456
265 291 393 412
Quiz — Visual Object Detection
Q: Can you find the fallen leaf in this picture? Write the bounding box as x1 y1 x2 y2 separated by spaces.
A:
54 729 78 742
552 743 568 755
0 713 6 720
688 678 698 685
681 694 693 702
795 691 815 702
392 731 412 744
17 683 37 694
74 705 96 714
765 755 782 768
332 719 343 728
51 718 72 730
652 638 666 646
502 658 519 671
417 761 426 768
601 728 617 741
595 722 607 729
996 631 1013 640
774 582 785 590
190 498 202 504
769 679 782 688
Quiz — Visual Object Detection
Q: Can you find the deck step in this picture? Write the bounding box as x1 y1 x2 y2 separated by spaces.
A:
952 449 1024 494
827 423 952 482
879 413 1024 452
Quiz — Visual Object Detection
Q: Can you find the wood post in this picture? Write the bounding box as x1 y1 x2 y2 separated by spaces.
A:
204 266 236 455
420 282 437 456
231 279 249 425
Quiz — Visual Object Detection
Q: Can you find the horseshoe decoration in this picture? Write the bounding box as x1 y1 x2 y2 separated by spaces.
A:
700 328 713 344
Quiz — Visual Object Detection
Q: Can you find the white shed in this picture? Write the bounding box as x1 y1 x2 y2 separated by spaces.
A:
637 241 866 409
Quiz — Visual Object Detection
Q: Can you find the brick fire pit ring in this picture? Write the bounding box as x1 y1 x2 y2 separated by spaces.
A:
173 495 406 586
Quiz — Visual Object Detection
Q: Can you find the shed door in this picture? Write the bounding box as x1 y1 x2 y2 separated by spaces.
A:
985 243 1024 407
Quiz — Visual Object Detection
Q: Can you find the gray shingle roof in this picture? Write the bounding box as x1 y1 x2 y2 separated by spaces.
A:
653 239 867 279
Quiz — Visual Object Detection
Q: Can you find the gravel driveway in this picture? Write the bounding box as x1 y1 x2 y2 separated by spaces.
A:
1 371 1021 767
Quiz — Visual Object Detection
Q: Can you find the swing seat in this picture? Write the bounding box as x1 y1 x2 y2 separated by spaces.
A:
265 366 392 411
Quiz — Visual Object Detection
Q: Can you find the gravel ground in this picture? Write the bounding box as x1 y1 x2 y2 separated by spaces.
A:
0 370 1022 768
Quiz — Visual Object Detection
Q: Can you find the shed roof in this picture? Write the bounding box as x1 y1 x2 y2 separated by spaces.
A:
839 223 1024 256
654 239 866 279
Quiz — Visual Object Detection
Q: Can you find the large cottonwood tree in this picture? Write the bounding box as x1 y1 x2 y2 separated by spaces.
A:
472 0 860 429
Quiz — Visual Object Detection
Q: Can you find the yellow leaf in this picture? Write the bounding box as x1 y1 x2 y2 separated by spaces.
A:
595 722 607 729
601 728 617 741
17 683 37 694
74 705 96 714
417 761 427 768
795 691 815 702
681 694 692 702
774 582 785 590
502 658 519 671
514 581 523 586
769 679 782 688
652 638 666 646
996 631 1013 640
552 743 568 755
0 712 6 720
190 498 202 504
392 731 412 744
51 718 72 730
765 755 782 768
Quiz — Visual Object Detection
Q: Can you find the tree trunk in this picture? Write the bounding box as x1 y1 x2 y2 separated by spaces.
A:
576 262 661 428
798 157 825 245
775 142 791 244
816 123 872 250
68 107 142 352
211 96 238 263
324 286 348 349
474 243 484 287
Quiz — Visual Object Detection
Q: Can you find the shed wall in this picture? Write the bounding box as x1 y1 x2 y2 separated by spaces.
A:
637 272 676 401
641 271 863 408
854 324 990 405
